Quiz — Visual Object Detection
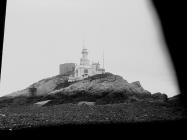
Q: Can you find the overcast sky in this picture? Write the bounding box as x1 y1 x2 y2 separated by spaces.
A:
0 0 179 97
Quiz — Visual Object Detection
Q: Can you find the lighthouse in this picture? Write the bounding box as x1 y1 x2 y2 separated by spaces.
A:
61 40 105 82
80 47 90 66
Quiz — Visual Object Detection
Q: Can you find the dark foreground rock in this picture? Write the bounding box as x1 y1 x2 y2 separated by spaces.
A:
0 98 186 130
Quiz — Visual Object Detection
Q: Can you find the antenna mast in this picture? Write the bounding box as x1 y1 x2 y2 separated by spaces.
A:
103 50 105 73
83 39 86 49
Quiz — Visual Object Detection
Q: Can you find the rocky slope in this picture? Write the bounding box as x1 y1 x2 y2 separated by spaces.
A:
49 73 151 96
5 74 70 97
0 72 168 108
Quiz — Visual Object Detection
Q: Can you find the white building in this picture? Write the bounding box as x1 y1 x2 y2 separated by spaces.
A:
68 46 105 81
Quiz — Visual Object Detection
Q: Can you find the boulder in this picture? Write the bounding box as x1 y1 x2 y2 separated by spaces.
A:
34 100 51 107
77 101 95 106
152 92 168 102
131 81 142 88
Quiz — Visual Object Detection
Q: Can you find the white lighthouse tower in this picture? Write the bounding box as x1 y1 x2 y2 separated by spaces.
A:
80 41 90 66
67 40 105 81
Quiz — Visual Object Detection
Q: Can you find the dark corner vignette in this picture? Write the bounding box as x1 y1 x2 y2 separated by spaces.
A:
150 0 187 133
151 1 186 104
0 0 186 136
0 0 7 79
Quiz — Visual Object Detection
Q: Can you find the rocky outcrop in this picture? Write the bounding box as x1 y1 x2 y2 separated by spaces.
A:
50 73 151 97
131 81 142 88
6 74 71 97
152 92 168 102
1 72 168 107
